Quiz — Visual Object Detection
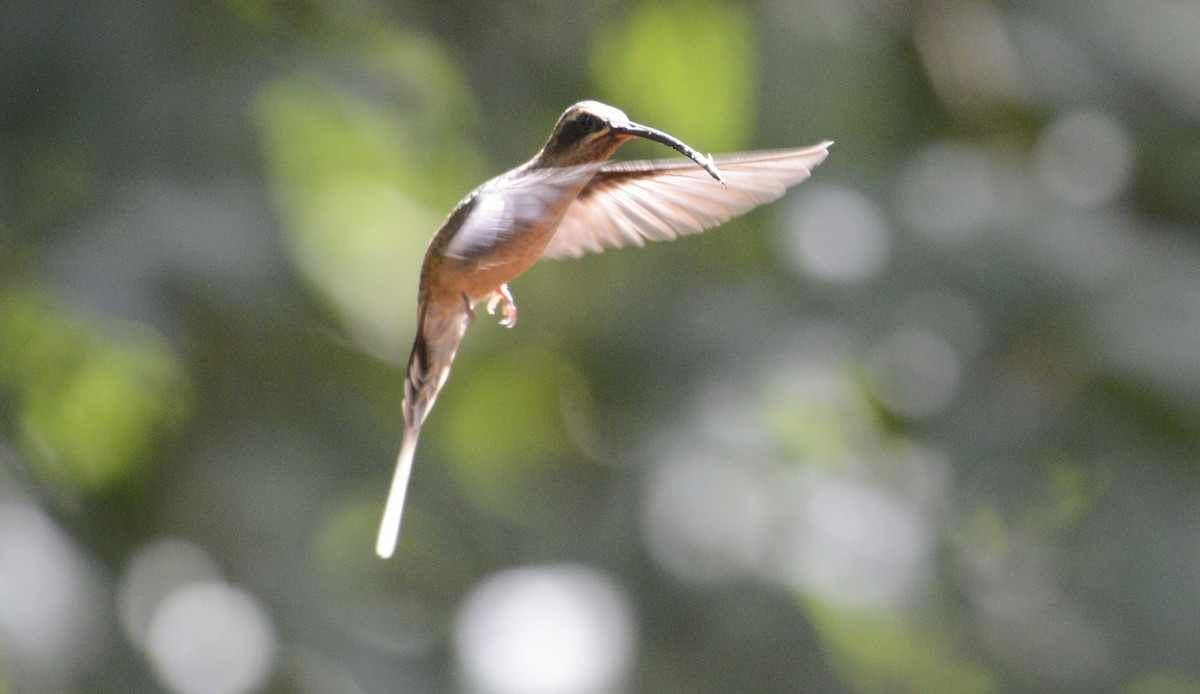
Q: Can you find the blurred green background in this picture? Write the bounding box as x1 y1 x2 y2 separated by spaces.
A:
2 0 1199 692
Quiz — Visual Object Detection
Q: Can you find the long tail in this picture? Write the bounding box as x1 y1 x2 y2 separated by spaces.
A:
375 295 472 559
376 424 420 558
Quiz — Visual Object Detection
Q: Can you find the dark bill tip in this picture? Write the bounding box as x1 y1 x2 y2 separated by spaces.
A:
612 122 726 186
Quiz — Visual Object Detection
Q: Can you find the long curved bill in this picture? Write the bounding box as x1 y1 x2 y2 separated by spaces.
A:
611 121 726 186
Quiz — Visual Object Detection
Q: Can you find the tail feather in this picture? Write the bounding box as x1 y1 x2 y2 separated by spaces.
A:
376 296 473 558
376 425 420 559
403 296 472 429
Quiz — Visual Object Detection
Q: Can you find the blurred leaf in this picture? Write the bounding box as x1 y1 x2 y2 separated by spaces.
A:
255 80 434 356
308 497 477 652
1044 458 1106 526
760 367 882 468
0 289 87 394
434 347 591 521
314 497 473 602
253 30 486 358
590 0 757 152
804 599 998 694
0 290 193 493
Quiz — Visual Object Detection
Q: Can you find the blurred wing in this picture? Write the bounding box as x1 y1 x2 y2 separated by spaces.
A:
541 142 832 260
445 164 599 261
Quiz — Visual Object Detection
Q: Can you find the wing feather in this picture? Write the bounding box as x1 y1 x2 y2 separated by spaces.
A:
541 143 832 260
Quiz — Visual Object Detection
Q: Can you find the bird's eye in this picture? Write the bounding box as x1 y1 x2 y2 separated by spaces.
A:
575 113 602 134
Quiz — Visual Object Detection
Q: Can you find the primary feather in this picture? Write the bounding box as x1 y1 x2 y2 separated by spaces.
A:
541 143 832 259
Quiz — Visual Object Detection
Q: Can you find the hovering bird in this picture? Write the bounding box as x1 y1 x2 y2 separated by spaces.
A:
376 100 830 558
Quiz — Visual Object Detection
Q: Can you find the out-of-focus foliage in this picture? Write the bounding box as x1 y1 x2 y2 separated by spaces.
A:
2 0 1200 693
435 347 593 520
805 599 997 694
254 31 486 356
590 0 757 151
0 290 192 493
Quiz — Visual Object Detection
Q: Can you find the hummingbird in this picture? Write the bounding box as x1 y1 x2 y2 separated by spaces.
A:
376 100 830 558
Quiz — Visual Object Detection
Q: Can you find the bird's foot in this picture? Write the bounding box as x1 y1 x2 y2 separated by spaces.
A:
486 284 518 328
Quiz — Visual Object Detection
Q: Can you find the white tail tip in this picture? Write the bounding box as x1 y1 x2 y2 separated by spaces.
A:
375 430 419 559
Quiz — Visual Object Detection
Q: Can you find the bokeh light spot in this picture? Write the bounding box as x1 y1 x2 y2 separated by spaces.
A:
897 143 999 241
778 477 931 609
454 564 635 694
118 538 223 649
1035 109 1134 208
784 186 892 284
868 329 961 419
640 451 772 584
145 581 278 694
0 503 101 667
914 0 1028 114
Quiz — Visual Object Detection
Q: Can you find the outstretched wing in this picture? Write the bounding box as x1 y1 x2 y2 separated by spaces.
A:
541 143 832 260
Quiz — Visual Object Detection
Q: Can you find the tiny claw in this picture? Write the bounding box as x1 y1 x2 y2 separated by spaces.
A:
487 284 518 328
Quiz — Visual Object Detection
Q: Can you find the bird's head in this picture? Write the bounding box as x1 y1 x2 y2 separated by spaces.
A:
534 101 724 184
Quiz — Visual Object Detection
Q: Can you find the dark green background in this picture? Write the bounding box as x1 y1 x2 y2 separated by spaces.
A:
2 0 1199 692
